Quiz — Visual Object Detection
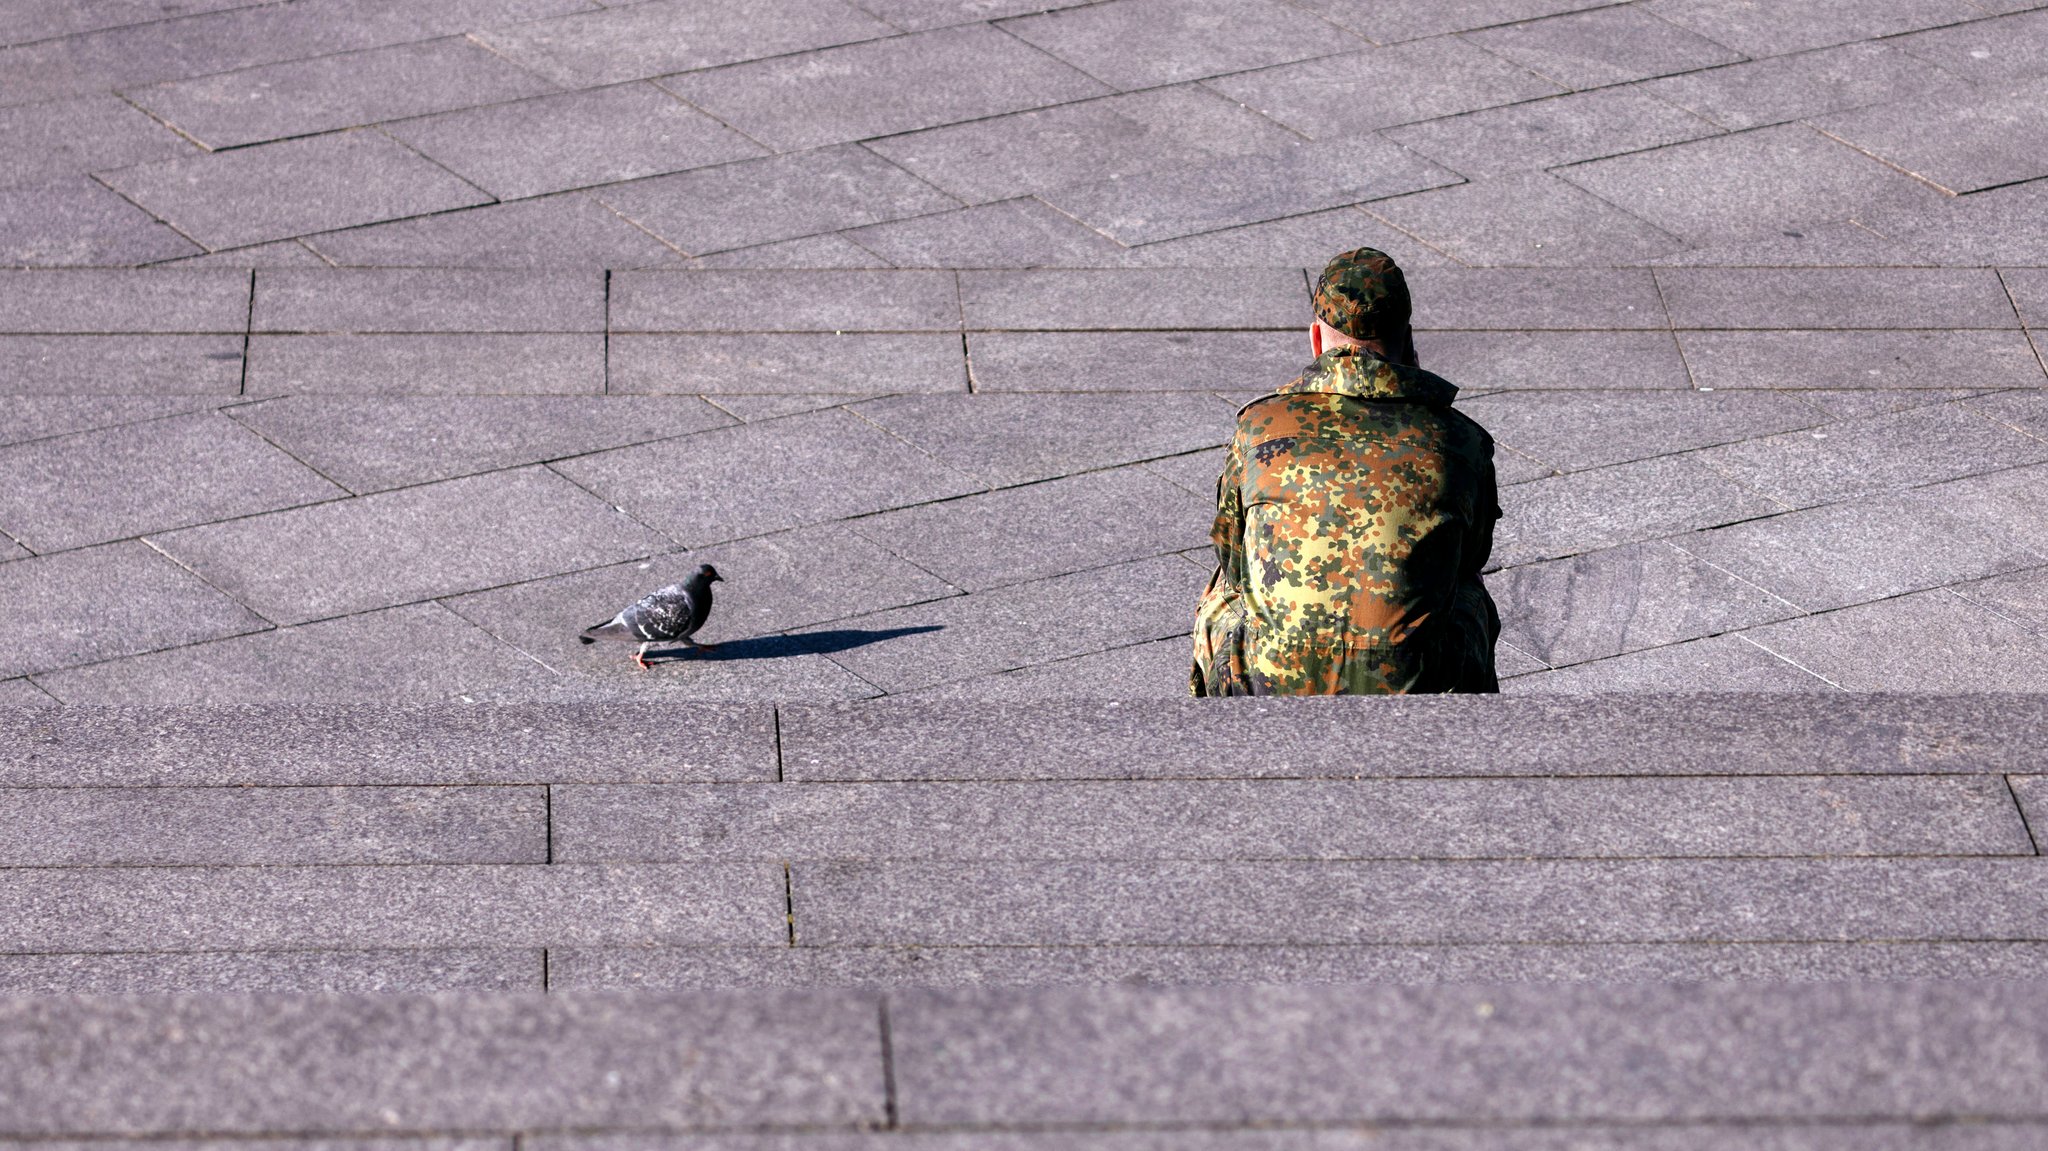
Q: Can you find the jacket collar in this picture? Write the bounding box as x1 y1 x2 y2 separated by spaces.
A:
1274 346 1459 406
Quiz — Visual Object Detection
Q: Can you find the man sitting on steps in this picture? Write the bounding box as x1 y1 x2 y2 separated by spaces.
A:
1192 247 1503 696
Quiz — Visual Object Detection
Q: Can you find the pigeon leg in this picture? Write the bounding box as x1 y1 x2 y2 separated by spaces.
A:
634 642 651 670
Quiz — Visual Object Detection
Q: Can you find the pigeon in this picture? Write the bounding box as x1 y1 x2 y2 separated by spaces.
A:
579 564 722 670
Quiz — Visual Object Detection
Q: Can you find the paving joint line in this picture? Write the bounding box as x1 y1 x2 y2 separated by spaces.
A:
2006 775 2041 856
877 994 899 1129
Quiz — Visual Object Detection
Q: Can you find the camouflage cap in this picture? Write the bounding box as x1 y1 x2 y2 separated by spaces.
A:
1313 247 1411 342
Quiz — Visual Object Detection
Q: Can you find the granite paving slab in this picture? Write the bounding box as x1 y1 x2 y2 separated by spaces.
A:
1677 330 2046 391
1860 183 2048 266
0 784 547 866
850 468 1212 591
1203 39 1562 139
242 334 606 395
663 23 1108 152
303 195 687 269
2000 266 2048 328
839 198 1130 269
555 775 2025 862
0 335 246 395
888 981 2048 1126
1955 566 2048 632
0 93 195 191
1415 330 1689 391
1658 267 2020 330
1109 206 1456 269
1459 390 1822 470
1406 268 1665 330
229 395 734 493
1503 633 1837 691
1463 6 1742 89
0 949 541 994
911 635 1193 699
998 0 1363 91
32 601 561 704
99 129 493 251
1673 490 2048 612
0 174 202 267
959 268 1304 331
168 238 334 268
123 37 558 149
489 649 889 703
1742 588 2048 691
850 392 1235 486
1638 41 1963 131
1690 402 2048 508
1968 388 2048 441
1384 88 1722 180
1489 453 1783 567
1642 0 1987 58
0 540 267 679
1903 463 2048 556
1557 123 1949 246
2010 775 2048 838
1041 136 1461 246
0 990 883 1133
1492 540 1801 665
0 411 343 551
1286 0 1625 42
384 84 763 202
0 0 273 48
554 407 979 546
597 145 959 257
1367 172 1684 266
609 333 964 394
863 85 1300 206
152 466 668 625
253 268 603 333
853 0 1100 30
1647 220 1933 268
0 703 775 787
1889 7 2048 85
0 863 785 950
610 270 959 333
685 233 887 270
967 331 1302 392
474 0 893 87
0 268 249 333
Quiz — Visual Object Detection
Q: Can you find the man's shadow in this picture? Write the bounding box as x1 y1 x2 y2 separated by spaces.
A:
647 625 942 663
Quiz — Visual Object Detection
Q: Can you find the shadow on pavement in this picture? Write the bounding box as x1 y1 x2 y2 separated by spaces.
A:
650 626 944 663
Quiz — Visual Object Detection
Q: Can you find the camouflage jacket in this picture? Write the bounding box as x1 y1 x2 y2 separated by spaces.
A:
1191 346 1502 696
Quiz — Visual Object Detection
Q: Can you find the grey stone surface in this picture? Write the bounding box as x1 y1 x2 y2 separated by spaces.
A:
557 775 2026 862
554 408 979 546
1204 39 1562 139
1110 206 1455 269
229 395 734 493
304 194 688 269
610 270 959 333
0 93 194 191
2011 775 2048 845
0 335 246 394
1416 331 1690 391
685 233 888 270
0 268 249 333
253 268 604 333
0 0 275 50
385 83 763 202
0 174 201 267
99 129 493 251
609 333 964 394
968 331 1302 392
0 411 343 551
1558 124 1948 245
1464 5 1741 90
1677 330 2047 391
1000 0 1361 91
801 856 2048 945
0 540 266 678
1490 453 1783 567
1040 135 1460 246
888 981 2048 1124
1743 589 2048 691
1955 565 2048 631
1647 220 1935 268
841 198 1129 269
0 784 546 866
124 36 557 149
34 601 560 704
1368 172 1685 266
664 23 1108 151
0 678 52 706
1890 7 2048 84
1385 89 1723 180
850 468 1211 591
0 703 775 787
153 466 668 625
914 635 1193 699
1673 490 2048 612
1459 390 1823 471
865 85 1298 206
1493 540 1801 666
2005 266 2048 329
1407 268 1666 330
1644 0 1987 57
1924 463 2048 555
1689 402 2048 509
851 392 1235 485
853 0 1100 30
0 950 541 994
960 269 1304 331
1288 0 1626 42
242 334 606 395
1640 41 1964 131
598 145 958 257
0 990 882 1132
1860 179 2048 266
1503 633 1838 692
1658 267 2020 330
474 0 893 87
167 238 334 269
0 863 785 950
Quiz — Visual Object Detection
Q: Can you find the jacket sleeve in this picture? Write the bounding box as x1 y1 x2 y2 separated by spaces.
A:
1190 430 1252 697
1210 430 1249 587
1462 425 1502 579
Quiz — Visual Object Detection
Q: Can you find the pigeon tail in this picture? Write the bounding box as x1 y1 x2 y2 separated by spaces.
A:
580 619 629 643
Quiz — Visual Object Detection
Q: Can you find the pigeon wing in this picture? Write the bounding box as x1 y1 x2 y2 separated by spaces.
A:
619 583 696 642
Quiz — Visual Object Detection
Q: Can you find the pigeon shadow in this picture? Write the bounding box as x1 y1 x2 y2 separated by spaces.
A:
648 626 944 663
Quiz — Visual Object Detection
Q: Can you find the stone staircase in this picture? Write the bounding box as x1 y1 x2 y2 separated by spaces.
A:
3 696 2046 1144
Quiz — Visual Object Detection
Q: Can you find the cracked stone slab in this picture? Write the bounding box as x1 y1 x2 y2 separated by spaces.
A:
304 195 689 269
0 540 267 679
0 174 202 267
0 949 541 994
1814 76 2048 196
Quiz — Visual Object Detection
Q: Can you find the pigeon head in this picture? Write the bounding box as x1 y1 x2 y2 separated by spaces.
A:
697 563 723 584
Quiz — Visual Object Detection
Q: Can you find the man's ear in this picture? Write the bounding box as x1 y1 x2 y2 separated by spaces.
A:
1309 322 1324 357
